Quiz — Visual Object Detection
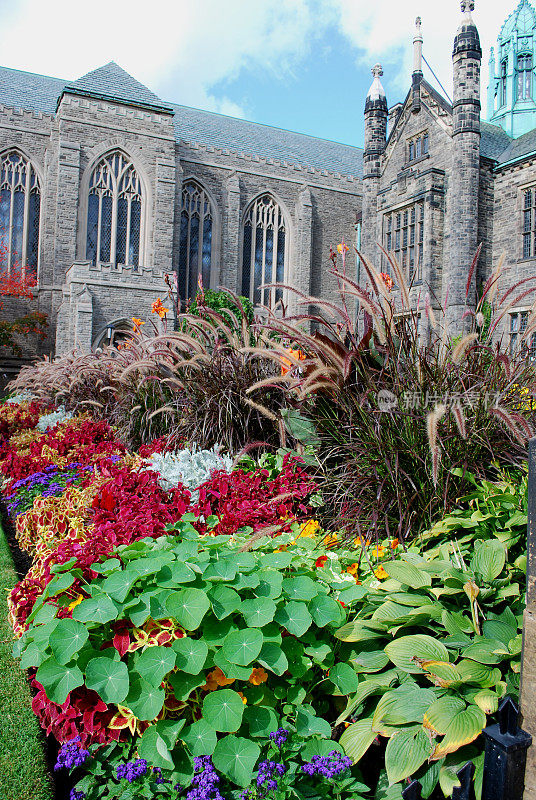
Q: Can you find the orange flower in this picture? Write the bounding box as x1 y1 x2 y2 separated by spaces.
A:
374 565 388 580
131 317 145 328
151 298 169 319
370 545 385 558
323 533 338 549
68 594 84 612
391 538 399 550
316 555 328 568
379 272 394 291
202 667 235 692
237 692 248 705
281 347 307 375
346 563 359 582
299 520 320 539
337 243 349 254
248 667 268 686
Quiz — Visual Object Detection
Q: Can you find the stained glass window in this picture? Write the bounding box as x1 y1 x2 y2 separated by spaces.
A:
177 181 214 299
241 194 286 308
0 151 40 275
86 152 142 268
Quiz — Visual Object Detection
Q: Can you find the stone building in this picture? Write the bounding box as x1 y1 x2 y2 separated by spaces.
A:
0 0 535 377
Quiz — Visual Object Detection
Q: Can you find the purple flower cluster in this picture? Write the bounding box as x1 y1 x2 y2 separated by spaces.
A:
70 790 86 800
185 756 224 800
268 728 289 749
116 758 148 783
301 751 352 779
6 462 93 516
256 760 286 796
153 766 169 785
54 736 89 771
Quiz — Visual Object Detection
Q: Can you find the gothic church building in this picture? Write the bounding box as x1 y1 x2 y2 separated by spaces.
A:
0 0 535 375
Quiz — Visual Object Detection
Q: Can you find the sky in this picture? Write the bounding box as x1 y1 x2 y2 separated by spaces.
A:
0 0 521 147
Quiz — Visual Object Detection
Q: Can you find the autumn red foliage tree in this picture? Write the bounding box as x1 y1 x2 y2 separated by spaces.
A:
0 236 47 355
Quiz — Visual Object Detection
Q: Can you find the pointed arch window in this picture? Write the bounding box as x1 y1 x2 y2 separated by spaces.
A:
241 194 286 308
500 58 508 107
178 180 214 299
0 151 40 275
86 152 142 268
517 54 533 100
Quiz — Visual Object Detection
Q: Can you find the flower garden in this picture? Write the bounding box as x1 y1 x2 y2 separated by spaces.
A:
1 258 535 800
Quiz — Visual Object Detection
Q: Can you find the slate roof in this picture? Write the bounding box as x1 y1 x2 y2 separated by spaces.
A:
0 63 363 178
481 121 513 161
60 62 174 114
495 127 536 166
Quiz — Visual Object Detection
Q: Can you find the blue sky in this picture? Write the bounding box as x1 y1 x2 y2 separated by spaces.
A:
0 0 521 147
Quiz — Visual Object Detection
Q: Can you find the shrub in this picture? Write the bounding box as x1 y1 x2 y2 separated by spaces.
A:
188 287 254 331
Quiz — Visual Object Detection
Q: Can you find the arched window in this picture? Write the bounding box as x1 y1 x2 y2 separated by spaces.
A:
178 180 214 299
241 194 286 307
0 151 40 275
517 54 533 100
500 58 508 106
86 152 142 268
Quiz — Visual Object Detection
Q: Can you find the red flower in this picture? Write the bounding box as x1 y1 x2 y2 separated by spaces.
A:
315 555 328 568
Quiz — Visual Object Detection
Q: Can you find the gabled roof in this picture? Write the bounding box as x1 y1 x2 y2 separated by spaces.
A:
495 126 536 167
59 62 174 115
0 64 363 179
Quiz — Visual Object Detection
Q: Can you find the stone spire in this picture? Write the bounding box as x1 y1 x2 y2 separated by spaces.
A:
366 64 387 105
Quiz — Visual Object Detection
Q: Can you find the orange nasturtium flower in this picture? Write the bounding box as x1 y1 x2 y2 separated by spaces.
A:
346 563 359 577
370 545 385 559
151 298 169 319
299 520 320 539
248 667 268 686
391 538 399 550
316 555 328 569
202 667 235 692
237 692 248 705
68 594 84 612
374 565 389 580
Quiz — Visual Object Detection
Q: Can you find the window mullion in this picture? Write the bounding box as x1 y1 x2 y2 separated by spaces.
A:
126 196 132 266
21 166 31 278
96 193 102 264
110 192 118 266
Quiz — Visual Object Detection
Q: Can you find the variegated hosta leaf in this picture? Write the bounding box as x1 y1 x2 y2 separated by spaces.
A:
385 727 433 785
372 684 437 733
456 659 502 687
431 705 486 760
423 696 466 735
472 689 500 714
470 539 506 582
339 718 377 763
420 660 461 687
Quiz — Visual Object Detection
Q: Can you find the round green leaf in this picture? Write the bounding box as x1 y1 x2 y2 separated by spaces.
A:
182 720 218 756
172 638 208 674
125 674 166 721
36 657 84 705
167 588 210 631
202 689 245 732
135 646 177 685
212 735 260 787
222 628 264 666
296 707 332 737
214 651 252 680
384 635 449 674
244 705 278 738
282 576 319 601
274 601 312 636
203 559 237 582
241 598 277 628
329 662 360 694
72 595 118 624
85 657 129 703
168 671 206 701
255 569 283 599
209 586 242 620
138 724 174 769
309 594 345 627
386 728 432 784
257 643 288 676
49 619 89 665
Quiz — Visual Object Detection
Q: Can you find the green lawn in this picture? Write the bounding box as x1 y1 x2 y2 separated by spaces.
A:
0 519 53 800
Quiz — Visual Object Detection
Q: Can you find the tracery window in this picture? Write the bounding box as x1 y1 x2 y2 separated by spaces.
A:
407 132 429 163
523 187 536 259
86 152 142 268
500 59 508 107
241 194 286 307
0 151 40 275
517 54 533 100
178 180 214 299
384 201 424 282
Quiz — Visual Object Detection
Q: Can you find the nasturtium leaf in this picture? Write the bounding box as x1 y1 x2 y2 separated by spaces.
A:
431 705 486 760
384 635 449 674
282 576 319 601
32 603 58 626
124 595 151 627
172 638 209 674
72 594 118 624
301 738 344 760
222 628 264 666
261 552 293 570
213 650 252 681
234 553 257 572
212 735 260 787
48 619 89 665
150 590 174 621
202 689 245 732
257 643 288 676
339 718 376 763
423 697 467 735
296 707 332 737
383 561 432 588
85 657 129 703
231 572 260 591
255 569 283 599
244 705 279 738
138 724 174 769
36 657 84 705
125 674 165 721
329 662 360 695
168 671 206 701
100 570 138 602
208 585 242 620
203 617 236 646
274 601 312 637
203 559 237 582
43 572 75 599
136 646 177 685
182 720 218 756
309 594 345 628
240 598 277 628
20 642 44 669
126 555 170 578
385 728 432 785
337 584 367 605
155 562 196 587
166 588 210 631
470 539 506 582
305 642 333 666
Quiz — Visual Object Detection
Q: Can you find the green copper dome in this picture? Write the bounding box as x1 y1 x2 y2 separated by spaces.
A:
487 0 536 138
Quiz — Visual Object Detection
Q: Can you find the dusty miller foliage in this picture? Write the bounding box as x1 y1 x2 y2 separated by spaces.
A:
143 445 233 502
